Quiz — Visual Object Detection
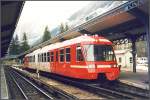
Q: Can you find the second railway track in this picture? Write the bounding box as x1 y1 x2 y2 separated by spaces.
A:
5 67 77 100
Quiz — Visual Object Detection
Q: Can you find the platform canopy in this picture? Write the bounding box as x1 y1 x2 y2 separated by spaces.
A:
1 1 24 58
5 0 148 58
60 0 149 41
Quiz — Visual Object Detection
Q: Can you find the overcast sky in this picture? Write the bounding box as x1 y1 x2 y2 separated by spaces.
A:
14 1 91 44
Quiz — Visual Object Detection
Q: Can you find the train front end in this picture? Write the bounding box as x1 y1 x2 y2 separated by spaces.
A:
82 36 120 81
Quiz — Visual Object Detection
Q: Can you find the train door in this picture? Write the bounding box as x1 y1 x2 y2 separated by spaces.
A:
50 51 55 73
54 50 59 73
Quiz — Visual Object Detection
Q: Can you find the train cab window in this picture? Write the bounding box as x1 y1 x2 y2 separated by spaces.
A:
47 52 50 62
60 49 64 62
50 52 54 62
66 48 70 62
56 51 58 61
76 46 84 61
44 53 46 62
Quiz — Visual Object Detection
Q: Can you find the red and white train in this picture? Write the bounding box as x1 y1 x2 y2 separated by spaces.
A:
23 35 120 80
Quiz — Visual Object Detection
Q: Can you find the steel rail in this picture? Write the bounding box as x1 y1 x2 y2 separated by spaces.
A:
39 73 133 99
9 72 29 100
14 68 79 100
10 70 54 100
39 72 148 99
103 80 149 98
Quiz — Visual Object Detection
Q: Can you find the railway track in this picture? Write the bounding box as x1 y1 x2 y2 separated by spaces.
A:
13 67 149 99
38 71 149 99
94 80 149 98
5 67 77 100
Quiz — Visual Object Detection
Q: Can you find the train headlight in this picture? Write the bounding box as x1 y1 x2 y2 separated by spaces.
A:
88 64 95 68
97 65 111 68
87 64 95 73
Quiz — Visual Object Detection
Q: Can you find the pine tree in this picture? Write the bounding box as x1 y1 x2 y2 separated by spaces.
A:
65 23 69 31
14 35 21 54
60 23 65 34
9 37 15 55
21 32 30 52
42 26 51 42
9 34 21 55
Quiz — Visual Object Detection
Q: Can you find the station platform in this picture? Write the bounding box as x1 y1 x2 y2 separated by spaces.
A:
119 70 149 90
0 65 9 99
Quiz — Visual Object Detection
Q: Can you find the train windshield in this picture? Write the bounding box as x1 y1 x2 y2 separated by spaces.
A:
83 45 115 61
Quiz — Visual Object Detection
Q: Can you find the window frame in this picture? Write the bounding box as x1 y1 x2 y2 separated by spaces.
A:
44 53 47 62
76 45 84 62
65 47 71 63
40 54 42 62
50 52 54 62
56 51 58 62
42 53 44 62
119 57 122 63
47 52 50 62
59 48 64 63
38 54 39 62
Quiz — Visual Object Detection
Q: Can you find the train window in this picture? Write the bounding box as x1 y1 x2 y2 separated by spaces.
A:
43 53 45 62
43 54 44 62
32 56 34 62
60 49 64 62
47 52 50 62
50 52 54 62
28 57 29 62
30 56 31 62
33 55 35 62
29 56 30 62
39 54 40 62
38 54 40 62
38 54 39 62
56 51 58 61
28 56 29 62
119 57 122 63
42 53 44 62
66 48 70 62
44 53 46 62
76 46 84 61
40 54 42 62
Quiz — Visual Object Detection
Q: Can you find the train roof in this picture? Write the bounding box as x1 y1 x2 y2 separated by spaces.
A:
26 35 112 56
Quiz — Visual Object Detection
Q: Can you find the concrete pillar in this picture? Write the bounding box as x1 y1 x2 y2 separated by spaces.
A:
131 37 137 73
145 22 150 93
